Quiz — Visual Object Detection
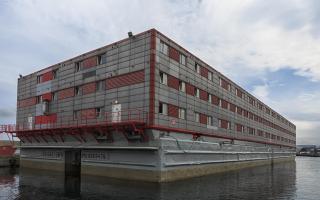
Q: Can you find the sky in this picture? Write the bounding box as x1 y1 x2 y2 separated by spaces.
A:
0 0 319 144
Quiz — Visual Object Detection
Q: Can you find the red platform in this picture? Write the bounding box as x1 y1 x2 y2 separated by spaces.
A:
0 109 149 144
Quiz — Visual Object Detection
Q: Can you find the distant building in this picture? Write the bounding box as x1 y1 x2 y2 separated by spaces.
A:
14 29 296 182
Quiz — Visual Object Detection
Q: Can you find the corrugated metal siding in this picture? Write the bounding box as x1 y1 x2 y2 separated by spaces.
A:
221 99 229 109
35 113 57 124
200 89 207 101
243 110 248 118
249 112 254 120
236 89 243 98
81 108 96 120
229 103 236 112
42 92 52 101
168 75 179 90
237 106 242 115
58 88 75 100
236 124 243 132
19 97 37 108
106 70 145 90
41 71 53 82
82 82 96 95
200 113 207 124
212 95 219 106
186 83 195 96
169 47 179 63
200 66 208 79
82 56 97 69
220 78 229 90
168 104 179 118
220 119 229 129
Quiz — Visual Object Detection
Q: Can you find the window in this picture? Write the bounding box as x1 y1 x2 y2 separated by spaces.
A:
179 81 186 92
265 132 270 139
37 75 42 84
160 72 167 85
207 116 213 126
36 96 42 104
179 108 186 119
266 108 270 115
159 40 168 55
219 77 230 91
194 63 200 74
208 94 212 103
257 130 264 137
159 102 168 115
195 88 200 98
236 124 244 132
75 86 80 96
195 112 200 123
97 55 102 65
248 127 256 135
98 54 107 65
96 108 101 118
52 69 58 79
180 54 186 65
73 110 79 120
52 92 57 101
219 119 231 129
248 96 255 106
96 81 103 91
208 71 213 81
75 62 81 72
236 88 243 98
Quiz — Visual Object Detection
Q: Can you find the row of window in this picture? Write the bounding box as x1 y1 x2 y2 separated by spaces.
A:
159 71 295 137
159 40 214 81
73 107 102 120
219 77 294 128
219 77 294 129
36 69 59 84
75 54 107 72
159 40 294 129
36 54 107 84
158 102 294 144
35 81 104 105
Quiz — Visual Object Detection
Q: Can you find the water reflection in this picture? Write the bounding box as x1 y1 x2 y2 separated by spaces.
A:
0 160 301 200
64 176 81 198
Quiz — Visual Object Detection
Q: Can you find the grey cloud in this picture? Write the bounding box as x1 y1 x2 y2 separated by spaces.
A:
290 113 320 122
0 108 15 118
242 0 312 31
0 0 319 145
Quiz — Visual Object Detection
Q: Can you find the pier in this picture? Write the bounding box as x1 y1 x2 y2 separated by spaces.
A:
296 145 320 157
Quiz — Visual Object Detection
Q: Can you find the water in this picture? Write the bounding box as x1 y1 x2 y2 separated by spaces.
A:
0 157 319 200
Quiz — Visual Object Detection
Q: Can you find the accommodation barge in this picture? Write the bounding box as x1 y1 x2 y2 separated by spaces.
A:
9 29 296 182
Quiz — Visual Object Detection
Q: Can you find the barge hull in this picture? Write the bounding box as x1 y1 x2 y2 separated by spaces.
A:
19 132 295 182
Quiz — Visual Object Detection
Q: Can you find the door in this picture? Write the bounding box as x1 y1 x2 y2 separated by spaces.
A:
65 150 81 177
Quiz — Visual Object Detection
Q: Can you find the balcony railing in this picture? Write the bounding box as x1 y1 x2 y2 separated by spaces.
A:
1 109 148 132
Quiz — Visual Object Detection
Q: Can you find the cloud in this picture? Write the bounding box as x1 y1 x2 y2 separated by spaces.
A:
294 120 320 144
0 0 320 144
0 108 15 118
1 0 320 81
252 84 270 100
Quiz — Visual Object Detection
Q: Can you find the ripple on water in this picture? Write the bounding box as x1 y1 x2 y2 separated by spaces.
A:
0 157 319 200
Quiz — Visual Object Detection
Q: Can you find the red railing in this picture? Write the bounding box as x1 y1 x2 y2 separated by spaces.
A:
3 109 148 132
0 124 16 133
